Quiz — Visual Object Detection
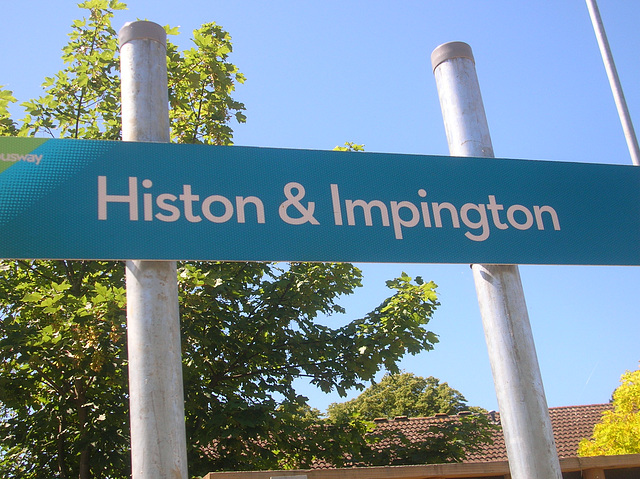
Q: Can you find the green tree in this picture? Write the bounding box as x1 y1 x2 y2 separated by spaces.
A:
578 365 640 457
0 87 17 136
325 372 496 466
327 372 470 422
179 266 439 473
0 261 129 478
18 1 244 143
0 3 441 477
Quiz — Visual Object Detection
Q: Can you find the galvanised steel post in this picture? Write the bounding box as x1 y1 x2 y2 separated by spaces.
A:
119 21 188 479
586 0 640 167
431 41 562 479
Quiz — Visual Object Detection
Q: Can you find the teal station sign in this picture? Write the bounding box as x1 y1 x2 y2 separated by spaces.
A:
1 137 639 265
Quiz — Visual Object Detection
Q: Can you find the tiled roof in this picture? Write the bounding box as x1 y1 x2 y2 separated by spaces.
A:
370 412 472 436
366 403 612 463
549 404 612 457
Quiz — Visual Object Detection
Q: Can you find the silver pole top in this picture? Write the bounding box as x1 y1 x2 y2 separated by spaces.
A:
119 21 166 48
431 41 474 72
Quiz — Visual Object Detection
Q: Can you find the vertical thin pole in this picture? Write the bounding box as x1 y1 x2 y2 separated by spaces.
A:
431 42 562 479
586 0 640 166
119 21 188 479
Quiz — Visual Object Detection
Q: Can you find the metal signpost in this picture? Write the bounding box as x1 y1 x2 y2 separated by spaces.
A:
432 41 562 479
119 22 188 478
586 0 640 167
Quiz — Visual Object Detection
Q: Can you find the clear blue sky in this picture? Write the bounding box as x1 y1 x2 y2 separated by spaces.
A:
1 1 639 414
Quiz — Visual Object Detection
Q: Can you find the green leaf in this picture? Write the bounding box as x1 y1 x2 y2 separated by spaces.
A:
164 25 180 36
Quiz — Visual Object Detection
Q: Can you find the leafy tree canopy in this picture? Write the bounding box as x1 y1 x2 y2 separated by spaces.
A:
0 3 441 478
0 88 17 136
325 372 496 466
327 372 470 422
578 365 640 457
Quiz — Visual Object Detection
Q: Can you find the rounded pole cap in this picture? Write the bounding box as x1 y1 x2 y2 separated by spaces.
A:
431 41 474 72
119 21 166 48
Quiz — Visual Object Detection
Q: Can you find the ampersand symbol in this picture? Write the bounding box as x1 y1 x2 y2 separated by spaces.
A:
279 182 320 225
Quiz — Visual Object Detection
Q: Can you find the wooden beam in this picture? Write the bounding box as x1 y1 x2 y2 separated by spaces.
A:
205 461 512 479
204 453 640 479
559 453 640 472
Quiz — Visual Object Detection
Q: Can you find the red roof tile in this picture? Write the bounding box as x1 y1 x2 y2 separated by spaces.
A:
366 403 612 463
468 403 611 462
